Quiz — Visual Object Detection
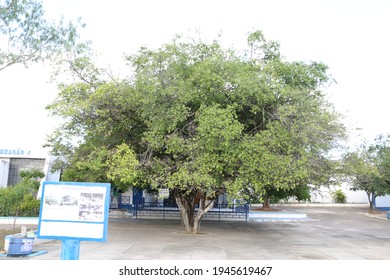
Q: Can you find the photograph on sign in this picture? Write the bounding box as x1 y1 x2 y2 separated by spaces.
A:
41 184 106 222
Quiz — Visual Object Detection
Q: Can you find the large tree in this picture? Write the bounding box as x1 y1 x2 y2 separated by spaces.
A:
46 31 345 233
0 0 81 71
343 135 390 210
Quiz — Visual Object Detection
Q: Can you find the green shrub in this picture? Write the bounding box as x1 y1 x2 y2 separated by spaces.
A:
0 168 43 217
332 189 347 204
0 187 12 216
19 194 41 216
0 184 40 217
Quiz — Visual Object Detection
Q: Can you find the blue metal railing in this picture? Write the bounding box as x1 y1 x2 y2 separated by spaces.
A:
110 195 249 221
130 201 249 221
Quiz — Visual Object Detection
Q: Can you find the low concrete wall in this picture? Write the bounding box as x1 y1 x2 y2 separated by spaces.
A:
248 211 307 221
255 203 369 208
0 217 38 225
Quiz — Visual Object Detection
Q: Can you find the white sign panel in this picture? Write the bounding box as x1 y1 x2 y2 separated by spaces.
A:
158 188 169 199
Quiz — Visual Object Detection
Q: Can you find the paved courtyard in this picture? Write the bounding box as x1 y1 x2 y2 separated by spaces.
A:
3 206 390 260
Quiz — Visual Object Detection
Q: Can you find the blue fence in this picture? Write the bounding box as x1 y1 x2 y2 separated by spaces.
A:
111 196 249 221
132 201 249 221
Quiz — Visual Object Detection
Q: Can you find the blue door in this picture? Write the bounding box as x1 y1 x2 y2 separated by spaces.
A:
133 188 143 205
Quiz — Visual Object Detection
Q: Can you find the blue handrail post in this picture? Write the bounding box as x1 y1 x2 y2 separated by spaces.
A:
61 239 80 260
245 203 249 222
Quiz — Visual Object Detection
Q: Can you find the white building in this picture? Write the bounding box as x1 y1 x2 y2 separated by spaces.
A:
0 147 60 188
310 183 390 210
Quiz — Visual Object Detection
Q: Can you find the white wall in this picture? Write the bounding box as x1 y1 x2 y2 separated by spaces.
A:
310 183 369 204
37 156 62 199
121 189 133 204
41 156 61 182
343 188 369 204
375 196 390 208
0 159 10 187
144 192 158 203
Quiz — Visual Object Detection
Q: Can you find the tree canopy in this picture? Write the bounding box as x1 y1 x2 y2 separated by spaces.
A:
0 0 81 71
46 30 346 233
343 135 390 210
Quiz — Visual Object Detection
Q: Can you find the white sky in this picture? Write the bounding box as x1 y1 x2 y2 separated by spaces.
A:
1 0 389 156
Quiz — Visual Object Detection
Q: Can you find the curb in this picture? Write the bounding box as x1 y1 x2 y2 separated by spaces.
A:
248 211 308 222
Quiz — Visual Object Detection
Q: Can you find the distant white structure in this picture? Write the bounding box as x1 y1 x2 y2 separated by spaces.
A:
310 183 369 204
0 147 60 189
310 182 390 209
0 159 10 187
375 196 390 209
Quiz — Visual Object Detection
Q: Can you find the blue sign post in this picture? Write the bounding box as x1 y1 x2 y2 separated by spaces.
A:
61 239 81 260
38 182 111 260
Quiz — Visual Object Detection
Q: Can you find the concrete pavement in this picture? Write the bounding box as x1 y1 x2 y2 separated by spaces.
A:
2 206 390 260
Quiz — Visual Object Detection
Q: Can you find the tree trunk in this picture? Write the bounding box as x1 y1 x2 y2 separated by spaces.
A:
262 196 271 210
369 199 374 211
193 196 215 233
174 192 195 234
174 190 215 234
366 191 375 211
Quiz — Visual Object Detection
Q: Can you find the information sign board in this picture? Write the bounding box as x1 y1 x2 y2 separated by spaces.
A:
37 182 111 242
158 188 169 199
